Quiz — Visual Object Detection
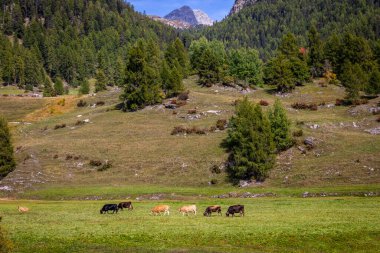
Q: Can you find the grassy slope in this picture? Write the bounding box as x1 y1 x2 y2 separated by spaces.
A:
0 197 379 253
0 76 379 198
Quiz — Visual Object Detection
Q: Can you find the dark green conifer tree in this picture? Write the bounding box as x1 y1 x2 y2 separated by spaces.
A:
223 97 275 182
43 77 56 97
79 79 90 95
95 69 107 92
54 78 65 96
269 100 293 152
0 117 16 180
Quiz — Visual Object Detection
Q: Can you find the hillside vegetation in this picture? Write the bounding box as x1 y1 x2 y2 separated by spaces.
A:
0 76 379 198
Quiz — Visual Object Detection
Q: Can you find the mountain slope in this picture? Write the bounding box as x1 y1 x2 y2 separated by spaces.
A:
164 5 213 27
229 0 258 15
194 0 380 58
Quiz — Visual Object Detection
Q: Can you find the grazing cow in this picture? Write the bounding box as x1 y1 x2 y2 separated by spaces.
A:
179 205 197 216
18 206 29 213
226 205 244 217
118 202 133 211
151 205 170 216
100 204 118 214
203 205 222 217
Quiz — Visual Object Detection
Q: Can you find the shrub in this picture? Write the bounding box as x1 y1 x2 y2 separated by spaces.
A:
96 101 105 106
171 126 187 135
75 120 85 126
259 100 269 106
216 119 227 130
377 117 380 123
54 123 66 130
53 154 58 159
178 91 189 101
210 165 222 174
293 129 304 137
77 100 87 107
57 98 65 106
97 161 112 171
89 160 102 166
210 179 218 185
291 102 318 111
171 126 207 135
176 100 187 107
209 126 217 132
65 154 73 160
188 109 197 114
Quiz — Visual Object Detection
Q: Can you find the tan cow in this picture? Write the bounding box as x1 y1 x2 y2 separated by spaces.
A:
18 206 29 213
151 205 170 216
179 205 197 216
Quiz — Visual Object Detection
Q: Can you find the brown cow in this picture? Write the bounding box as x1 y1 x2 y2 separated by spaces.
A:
179 205 197 216
151 205 170 216
203 205 222 216
118 202 133 211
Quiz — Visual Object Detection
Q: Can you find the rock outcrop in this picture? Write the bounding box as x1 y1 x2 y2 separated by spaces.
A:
229 0 258 16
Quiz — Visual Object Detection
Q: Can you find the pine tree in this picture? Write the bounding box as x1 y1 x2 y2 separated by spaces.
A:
54 78 65 96
367 70 380 95
223 97 275 183
79 79 90 95
43 77 56 97
95 69 107 92
340 62 366 100
308 25 324 77
269 100 293 152
0 117 16 180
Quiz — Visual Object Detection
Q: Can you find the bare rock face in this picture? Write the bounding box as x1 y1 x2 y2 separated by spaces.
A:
229 0 258 16
163 5 213 28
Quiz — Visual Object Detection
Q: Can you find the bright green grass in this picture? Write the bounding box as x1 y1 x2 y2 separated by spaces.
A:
19 184 380 200
0 197 379 252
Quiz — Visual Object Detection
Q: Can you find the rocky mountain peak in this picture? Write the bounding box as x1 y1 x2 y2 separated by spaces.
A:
164 5 213 27
229 0 258 16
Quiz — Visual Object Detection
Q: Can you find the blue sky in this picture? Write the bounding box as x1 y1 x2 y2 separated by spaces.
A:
126 0 235 21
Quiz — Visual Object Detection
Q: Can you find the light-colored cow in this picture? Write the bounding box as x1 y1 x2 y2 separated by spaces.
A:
179 205 197 216
18 206 29 213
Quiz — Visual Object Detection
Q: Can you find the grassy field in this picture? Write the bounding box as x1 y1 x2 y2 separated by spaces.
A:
0 197 379 253
0 76 378 195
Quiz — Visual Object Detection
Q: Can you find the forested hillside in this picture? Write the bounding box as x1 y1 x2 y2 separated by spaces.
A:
187 0 380 58
0 0 178 90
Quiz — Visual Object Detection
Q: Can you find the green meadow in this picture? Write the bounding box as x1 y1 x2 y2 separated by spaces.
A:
1 197 379 253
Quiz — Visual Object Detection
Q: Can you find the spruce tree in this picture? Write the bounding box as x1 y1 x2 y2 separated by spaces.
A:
54 78 65 95
0 117 16 180
269 100 293 152
223 97 275 182
79 79 90 95
95 69 107 92
308 25 324 77
367 70 380 95
43 77 56 97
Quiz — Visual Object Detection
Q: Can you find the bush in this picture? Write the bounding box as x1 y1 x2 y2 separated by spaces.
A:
188 109 197 114
210 165 222 174
216 119 227 130
54 123 66 130
178 91 189 101
171 126 207 135
377 117 380 123
96 101 105 106
291 102 318 111
293 129 304 137
210 179 218 185
75 120 85 126
57 99 65 106
97 161 112 171
89 160 102 166
335 98 368 106
259 100 269 106
77 100 87 107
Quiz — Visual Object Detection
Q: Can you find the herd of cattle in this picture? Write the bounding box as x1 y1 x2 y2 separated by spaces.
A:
100 202 245 217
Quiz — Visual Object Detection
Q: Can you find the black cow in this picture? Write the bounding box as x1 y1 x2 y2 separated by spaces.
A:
118 201 133 211
100 204 118 214
226 205 244 217
203 205 222 217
